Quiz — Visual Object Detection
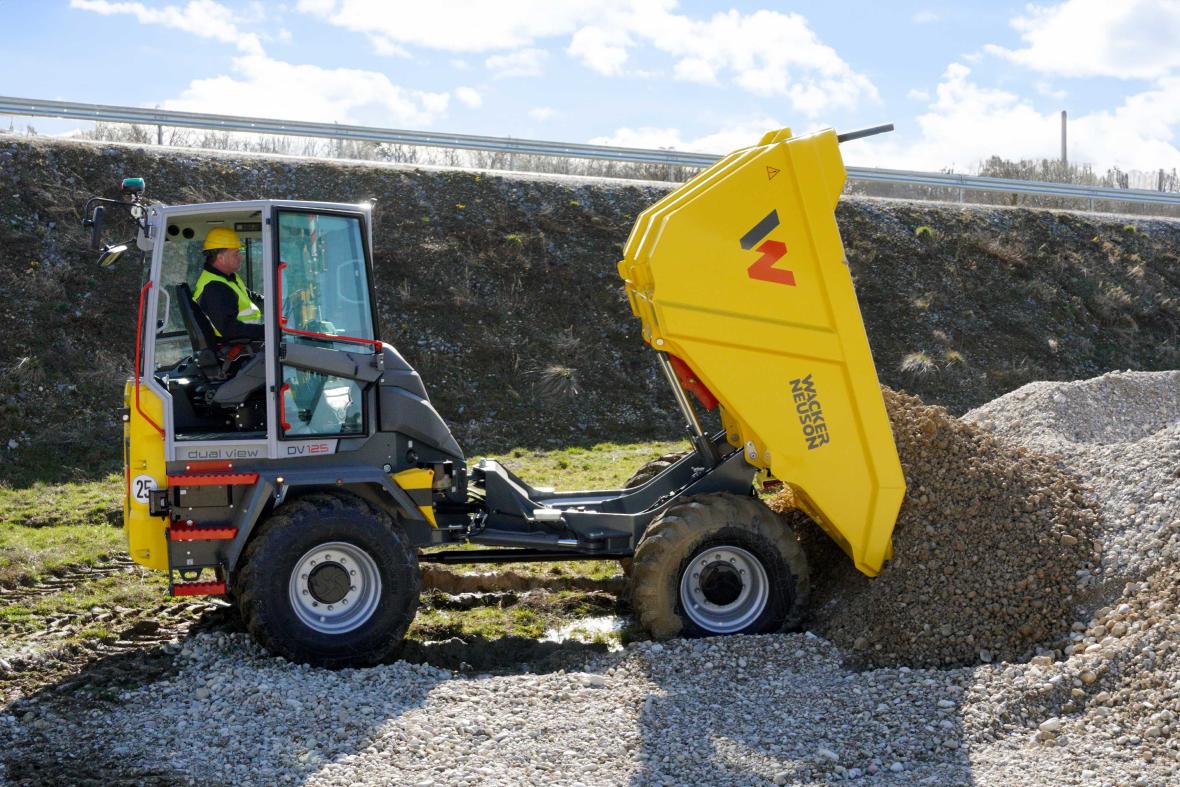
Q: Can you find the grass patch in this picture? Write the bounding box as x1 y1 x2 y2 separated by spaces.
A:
0 474 124 587
409 590 620 643
0 475 122 529
411 603 551 641
899 351 937 376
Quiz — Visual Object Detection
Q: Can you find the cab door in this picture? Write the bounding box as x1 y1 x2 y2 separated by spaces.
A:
272 208 382 446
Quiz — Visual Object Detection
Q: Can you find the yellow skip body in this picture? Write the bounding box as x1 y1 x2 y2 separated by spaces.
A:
617 127 906 576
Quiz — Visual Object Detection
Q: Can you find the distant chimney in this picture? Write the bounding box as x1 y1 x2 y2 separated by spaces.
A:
1061 111 1068 166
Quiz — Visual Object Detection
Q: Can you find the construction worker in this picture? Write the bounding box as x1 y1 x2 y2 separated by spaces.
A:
192 227 264 342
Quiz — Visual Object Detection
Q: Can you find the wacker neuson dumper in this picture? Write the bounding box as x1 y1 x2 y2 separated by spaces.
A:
84 125 905 667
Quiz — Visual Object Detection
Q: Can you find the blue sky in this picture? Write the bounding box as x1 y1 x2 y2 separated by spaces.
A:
2 1 1179 174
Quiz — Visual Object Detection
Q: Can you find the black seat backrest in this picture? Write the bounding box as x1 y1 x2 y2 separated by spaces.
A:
175 282 219 353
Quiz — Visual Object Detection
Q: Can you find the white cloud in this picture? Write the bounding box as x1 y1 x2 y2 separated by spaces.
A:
987 0 1180 79
71 0 263 55
294 2 876 114
590 117 793 155
163 54 451 127
907 88 930 101
528 106 556 121
454 87 483 108
1034 81 1067 101
485 48 548 78
296 0 641 53
673 57 717 84
295 0 336 13
912 10 939 24
567 26 632 76
369 35 411 57
847 64 1180 174
572 8 879 116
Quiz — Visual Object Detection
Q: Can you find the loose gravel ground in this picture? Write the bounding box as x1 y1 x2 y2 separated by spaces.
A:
2 370 1178 785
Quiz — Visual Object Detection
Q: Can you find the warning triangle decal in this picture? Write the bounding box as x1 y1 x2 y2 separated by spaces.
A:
766 166 780 181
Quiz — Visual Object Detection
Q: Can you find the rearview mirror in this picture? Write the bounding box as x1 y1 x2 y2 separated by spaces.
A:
97 243 129 267
89 205 105 250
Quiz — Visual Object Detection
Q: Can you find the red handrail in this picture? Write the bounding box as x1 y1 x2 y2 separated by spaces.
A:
276 261 382 351
134 280 165 436
278 383 292 431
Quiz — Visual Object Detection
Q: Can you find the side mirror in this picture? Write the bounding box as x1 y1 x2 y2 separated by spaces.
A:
97 243 129 267
89 205 105 251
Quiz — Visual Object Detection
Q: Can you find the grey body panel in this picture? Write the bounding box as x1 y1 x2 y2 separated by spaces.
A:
211 354 267 405
281 342 385 383
377 345 463 460
379 387 463 459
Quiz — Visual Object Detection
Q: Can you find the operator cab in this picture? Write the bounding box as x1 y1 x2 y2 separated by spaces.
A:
87 184 385 458
150 205 378 443
154 211 268 439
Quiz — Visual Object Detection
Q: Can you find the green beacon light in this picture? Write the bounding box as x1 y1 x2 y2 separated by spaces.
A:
121 177 145 195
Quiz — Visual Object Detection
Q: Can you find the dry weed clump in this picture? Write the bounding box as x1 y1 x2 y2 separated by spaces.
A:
771 387 1099 667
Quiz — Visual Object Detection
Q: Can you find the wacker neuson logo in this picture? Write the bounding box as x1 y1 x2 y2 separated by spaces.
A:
790 373 830 450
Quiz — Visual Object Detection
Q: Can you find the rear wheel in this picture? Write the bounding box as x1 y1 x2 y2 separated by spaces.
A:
620 450 691 577
236 492 419 668
631 493 809 639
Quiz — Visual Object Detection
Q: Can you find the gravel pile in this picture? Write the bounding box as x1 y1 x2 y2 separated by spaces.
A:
964 369 1180 580
772 387 1099 668
964 370 1180 752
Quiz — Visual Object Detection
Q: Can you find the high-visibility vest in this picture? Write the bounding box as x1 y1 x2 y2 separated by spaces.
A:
192 268 262 337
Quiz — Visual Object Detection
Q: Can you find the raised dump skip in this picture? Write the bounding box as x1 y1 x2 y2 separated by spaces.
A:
617 127 905 576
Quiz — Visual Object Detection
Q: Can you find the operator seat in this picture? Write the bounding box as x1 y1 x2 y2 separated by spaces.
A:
175 282 227 381
174 283 265 405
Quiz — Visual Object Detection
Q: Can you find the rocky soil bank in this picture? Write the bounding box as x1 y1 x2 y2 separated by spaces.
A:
3 136 1180 485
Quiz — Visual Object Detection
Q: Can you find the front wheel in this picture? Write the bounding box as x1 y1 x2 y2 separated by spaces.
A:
236 492 419 668
631 493 809 639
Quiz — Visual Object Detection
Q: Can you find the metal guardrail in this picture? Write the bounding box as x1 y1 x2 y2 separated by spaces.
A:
849 166 1180 207
0 96 717 168
3 95 1180 208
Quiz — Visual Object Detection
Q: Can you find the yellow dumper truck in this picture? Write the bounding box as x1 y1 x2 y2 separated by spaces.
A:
85 125 904 666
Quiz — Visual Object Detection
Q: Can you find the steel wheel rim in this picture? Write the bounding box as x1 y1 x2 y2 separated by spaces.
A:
679 545 769 634
288 541 382 634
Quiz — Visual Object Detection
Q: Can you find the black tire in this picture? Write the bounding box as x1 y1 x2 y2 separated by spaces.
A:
631 493 809 639
620 451 690 577
236 492 419 668
622 451 691 489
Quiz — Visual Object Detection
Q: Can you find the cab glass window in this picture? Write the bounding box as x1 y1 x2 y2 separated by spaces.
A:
277 211 375 352
276 210 375 438
154 222 262 371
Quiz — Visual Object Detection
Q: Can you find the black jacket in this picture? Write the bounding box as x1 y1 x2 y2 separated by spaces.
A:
196 264 265 341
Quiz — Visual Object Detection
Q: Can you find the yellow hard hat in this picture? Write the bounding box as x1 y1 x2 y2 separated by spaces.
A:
203 227 242 251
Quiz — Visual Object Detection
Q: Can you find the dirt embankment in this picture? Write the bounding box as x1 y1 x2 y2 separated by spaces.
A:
2 136 1179 485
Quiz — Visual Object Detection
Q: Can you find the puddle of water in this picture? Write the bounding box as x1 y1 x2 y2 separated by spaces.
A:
541 615 626 651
